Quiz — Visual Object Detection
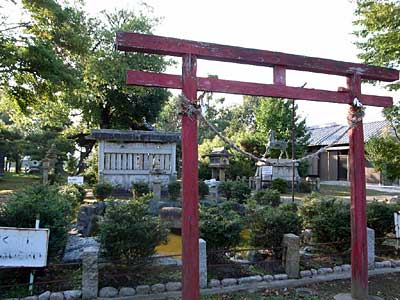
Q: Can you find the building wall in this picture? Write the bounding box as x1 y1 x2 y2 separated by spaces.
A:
328 151 338 181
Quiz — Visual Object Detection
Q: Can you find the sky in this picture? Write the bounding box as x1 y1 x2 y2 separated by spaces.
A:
84 0 398 126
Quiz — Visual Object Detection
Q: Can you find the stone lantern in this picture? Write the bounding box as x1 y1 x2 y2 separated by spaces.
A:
206 147 230 181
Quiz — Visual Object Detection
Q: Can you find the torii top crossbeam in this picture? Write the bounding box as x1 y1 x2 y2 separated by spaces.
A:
115 32 398 300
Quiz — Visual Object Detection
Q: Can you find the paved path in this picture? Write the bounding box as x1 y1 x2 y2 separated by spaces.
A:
321 180 400 194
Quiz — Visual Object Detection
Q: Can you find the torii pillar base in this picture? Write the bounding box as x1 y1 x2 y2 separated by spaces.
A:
334 293 383 300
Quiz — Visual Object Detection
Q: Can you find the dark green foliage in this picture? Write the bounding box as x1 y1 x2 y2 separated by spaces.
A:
279 202 299 213
199 180 210 198
59 184 85 208
271 178 288 194
93 181 113 201
0 184 74 256
218 181 251 202
168 181 181 200
83 169 97 186
299 179 312 193
99 197 168 263
299 197 350 250
131 181 150 199
248 205 301 253
367 201 397 238
198 161 212 180
200 203 243 260
252 189 281 207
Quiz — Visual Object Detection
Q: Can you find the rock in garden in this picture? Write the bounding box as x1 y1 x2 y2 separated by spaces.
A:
24 296 38 300
221 278 237 286
208 279 221 288
165 282 182 291
311 268 318 275
136 285 150 294
273 274 288 280
99 287 118 298
317 267 333 274
263 275 274 282
50 292 64 300
63 290 82 300
300 270 312 278
38 291 51 300
151 283 165 293
382 260 392 268
119 287 136 297
62 235 100 262
341 264 351 272
391 260 400 267
333 266 342 273
375 262 385 268
238 275 262 285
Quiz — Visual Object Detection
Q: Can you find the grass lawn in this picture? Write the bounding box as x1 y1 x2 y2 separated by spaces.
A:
202 273 400 299
0 172 40 202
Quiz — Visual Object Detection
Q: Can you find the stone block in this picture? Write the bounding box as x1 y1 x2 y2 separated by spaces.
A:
165 282 181 291
119 287 136 297
199 238 207 289
63 290 82 300
391 260 400 267
221 278 237 286
375 261 385 269
24 296 38 300
282 233 300 278
151 283 165 293
367 227 375 269
238 275 262 285
136 285 150 295
50 293 64 300
263 275 274 282
99 287 118 298
38 291 51 300
208 279 221 288
300 270 312 278
273 274 288 280
333 266 343 273
341 264 351 272
82 247 99 300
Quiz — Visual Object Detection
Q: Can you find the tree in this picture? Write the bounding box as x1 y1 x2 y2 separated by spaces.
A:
365 135 400 181
354 0 400 180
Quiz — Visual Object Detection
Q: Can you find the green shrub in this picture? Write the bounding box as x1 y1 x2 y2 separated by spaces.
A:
252 189 280 207
299 179 312 193
279 202 299 213
218 181 251 202
99 197 168 263
367 201 396 238
168 181 181 200
83 169 97 186
59 184 82 208
248 205 301 254
271 178 288 193
200 203 243 261
299 196 350 250
199 180 210 198
131 181 150 199
93 181 113 201
0 184 74 256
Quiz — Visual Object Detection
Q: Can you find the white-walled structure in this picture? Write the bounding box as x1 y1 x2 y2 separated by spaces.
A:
87 129 180 190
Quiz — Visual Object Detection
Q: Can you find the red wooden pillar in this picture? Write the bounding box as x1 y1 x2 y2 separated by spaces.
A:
181 54 200 300
347 74 368 300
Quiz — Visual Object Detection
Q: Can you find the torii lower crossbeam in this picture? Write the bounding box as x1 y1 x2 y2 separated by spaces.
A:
115 32 399 300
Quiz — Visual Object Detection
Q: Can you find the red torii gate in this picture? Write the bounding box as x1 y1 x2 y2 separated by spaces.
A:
115 32 398 300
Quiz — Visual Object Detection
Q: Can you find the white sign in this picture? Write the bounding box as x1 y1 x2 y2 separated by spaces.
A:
0 227 49 267
67 176 84 185
261 166 273 176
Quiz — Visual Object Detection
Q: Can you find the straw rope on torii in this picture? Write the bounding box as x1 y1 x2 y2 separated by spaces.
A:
179 93 365 166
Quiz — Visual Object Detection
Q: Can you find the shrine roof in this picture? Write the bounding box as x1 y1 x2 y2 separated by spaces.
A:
86 129 180 143
308 120 390 146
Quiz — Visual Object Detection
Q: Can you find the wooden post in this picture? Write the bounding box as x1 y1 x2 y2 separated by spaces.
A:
181 54 200 300
348 74 368 300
